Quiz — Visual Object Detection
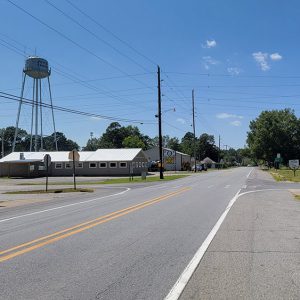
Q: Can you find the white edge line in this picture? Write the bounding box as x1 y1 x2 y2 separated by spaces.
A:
0 188 131 224
164 187 289 300
247 167 254 178
164 188 241 300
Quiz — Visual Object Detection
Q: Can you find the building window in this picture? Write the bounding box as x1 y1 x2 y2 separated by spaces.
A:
99 162 107 168
142 162 145 168
65 162 72 169
119 162 127 168
89 162 97 168
109 162 117 168
139 162 141 168
76 162 83 168
55 163 62 169
131 162 136 168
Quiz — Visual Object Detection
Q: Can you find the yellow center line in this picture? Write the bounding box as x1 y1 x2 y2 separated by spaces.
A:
0 187 191 263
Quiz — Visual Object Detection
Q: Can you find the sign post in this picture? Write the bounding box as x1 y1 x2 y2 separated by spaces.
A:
289 159 299 177
44 154 51 192
68 150 80 190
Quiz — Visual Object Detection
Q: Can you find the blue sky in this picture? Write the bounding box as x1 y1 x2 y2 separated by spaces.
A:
1 0 300 149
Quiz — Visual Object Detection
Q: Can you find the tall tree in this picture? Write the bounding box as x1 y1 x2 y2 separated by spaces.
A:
197 133 218 161
247 109 300 163
181 132 195 156
122 136 145 149
44 132 79 151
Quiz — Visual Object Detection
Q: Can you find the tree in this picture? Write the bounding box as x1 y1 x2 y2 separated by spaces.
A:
197 133 218 161
44 132 79 151
122 136 145 149
181 132 195 156
0 126 28 155
247 109 300 163
167 137 181 151
83 138 99 151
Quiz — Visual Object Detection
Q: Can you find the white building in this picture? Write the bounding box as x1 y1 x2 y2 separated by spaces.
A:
0 149 148 177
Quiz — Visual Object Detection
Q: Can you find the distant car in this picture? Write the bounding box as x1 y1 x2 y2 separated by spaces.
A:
191 164 207 171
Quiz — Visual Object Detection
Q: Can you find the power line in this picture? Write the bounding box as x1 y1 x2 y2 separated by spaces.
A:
7 0 155 92
164 71 300 79
44 0 152 73
0 35 156 110
64 0 157 67
0 91 156 124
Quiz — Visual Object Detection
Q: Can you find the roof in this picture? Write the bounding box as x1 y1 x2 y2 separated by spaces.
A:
201 157 216 164
0 149 144 163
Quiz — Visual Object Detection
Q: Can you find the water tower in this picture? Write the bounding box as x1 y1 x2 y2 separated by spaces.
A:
12 56 58 152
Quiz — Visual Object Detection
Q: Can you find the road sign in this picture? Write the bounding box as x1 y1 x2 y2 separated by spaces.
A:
164 149 175 157
289 159 299 169
68 150 80 161
44 154 51 167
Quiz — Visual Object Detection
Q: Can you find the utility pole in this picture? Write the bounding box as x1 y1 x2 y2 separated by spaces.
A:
157 65 164 179
192 89 196 172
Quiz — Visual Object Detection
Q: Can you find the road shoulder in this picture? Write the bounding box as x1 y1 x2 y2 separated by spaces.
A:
180 189 300 299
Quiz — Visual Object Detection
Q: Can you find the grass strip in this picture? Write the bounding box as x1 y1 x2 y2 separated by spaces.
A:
17 175 189 186
269 169 300 182
4 188 94 195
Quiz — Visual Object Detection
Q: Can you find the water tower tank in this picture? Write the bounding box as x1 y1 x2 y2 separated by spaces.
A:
24 56 50 79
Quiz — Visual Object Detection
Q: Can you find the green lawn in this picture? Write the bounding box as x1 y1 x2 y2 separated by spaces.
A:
294 195 300 201
4 188 94 195
269 169 300 182
100 174 189 184
17 174 189 186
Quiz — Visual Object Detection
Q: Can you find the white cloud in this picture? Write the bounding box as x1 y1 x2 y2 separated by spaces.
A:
176 118 186 124
202 39 217 49
227 67 242 75
230 120 242 127
216 113 243 119
252 51 283 71
252 52 270 71
270 52 282 61
202 56 219 70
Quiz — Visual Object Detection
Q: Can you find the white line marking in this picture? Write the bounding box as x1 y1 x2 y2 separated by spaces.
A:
207 185 214 188
164 187 290 300
247 168 254 178
164 188 241 300
224 185 231 189
0 188 131 224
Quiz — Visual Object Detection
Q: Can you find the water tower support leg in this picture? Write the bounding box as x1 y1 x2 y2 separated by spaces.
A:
30 79 36 152
12 73 26 152
48 77 58 151
34 77 39 152
39 79 43 150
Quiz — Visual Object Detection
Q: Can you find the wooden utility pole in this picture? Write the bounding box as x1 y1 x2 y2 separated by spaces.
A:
192 89 196 172
157 66 164 179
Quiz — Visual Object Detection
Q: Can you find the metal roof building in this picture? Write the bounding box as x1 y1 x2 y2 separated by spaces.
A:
144 147 191 171
0 149 148 177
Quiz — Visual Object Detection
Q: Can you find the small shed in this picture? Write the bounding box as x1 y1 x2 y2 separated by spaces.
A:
201 157 217 168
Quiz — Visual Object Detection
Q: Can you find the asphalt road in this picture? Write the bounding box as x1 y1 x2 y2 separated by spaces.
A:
0 167 253 300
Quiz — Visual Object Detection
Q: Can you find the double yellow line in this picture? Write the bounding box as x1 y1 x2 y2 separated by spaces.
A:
0 187 190 263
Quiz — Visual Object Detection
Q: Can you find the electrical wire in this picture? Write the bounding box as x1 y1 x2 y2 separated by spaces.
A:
0 91 156 124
